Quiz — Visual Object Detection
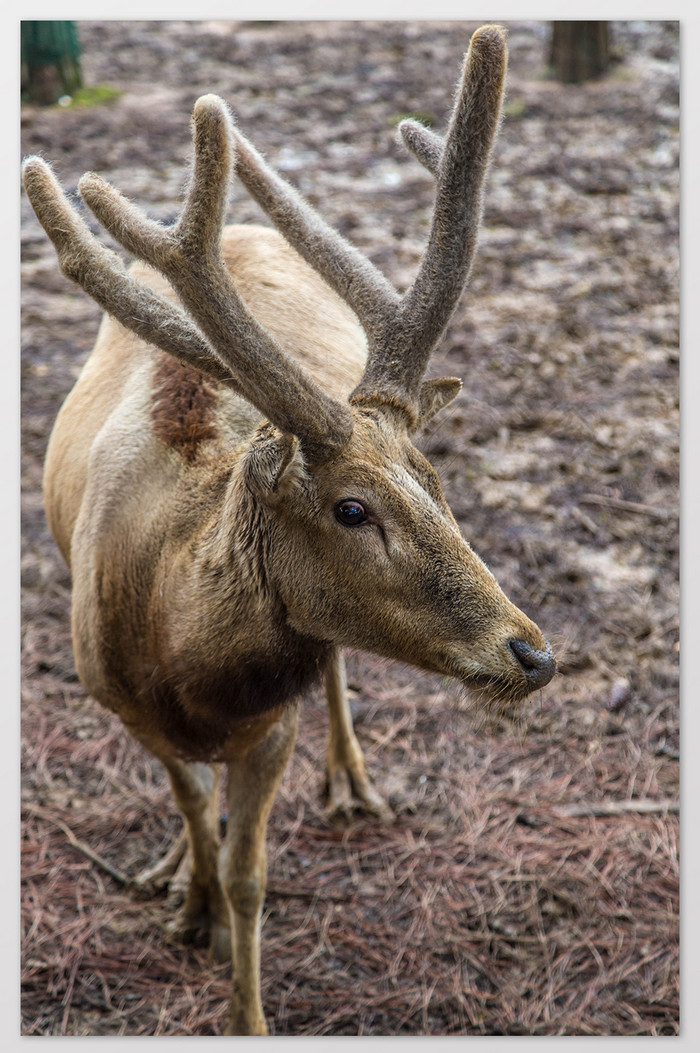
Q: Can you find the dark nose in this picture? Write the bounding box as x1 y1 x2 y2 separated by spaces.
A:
509 639 556 689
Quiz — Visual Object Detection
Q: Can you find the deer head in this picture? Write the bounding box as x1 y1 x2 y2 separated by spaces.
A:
22 25 555 720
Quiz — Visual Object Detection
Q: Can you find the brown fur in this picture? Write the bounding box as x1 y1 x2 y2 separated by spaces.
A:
151 354 220 462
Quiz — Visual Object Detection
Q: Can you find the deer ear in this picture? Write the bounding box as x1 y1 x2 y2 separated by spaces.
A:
416 377 462 428
242 430 305 502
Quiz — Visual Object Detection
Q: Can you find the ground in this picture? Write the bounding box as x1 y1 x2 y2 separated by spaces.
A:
20 20 679 1036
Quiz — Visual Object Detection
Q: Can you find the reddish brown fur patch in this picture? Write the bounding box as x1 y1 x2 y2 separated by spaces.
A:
151 354 219 462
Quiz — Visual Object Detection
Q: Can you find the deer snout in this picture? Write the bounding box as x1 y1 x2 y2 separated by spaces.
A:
509 638 556 690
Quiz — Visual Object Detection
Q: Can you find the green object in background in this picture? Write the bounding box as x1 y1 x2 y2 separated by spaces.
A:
21 21 82 105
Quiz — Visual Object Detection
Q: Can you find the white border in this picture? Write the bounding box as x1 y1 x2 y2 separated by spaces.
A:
8 3 694 1049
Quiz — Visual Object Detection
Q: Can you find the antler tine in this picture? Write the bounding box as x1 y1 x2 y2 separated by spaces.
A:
228 26 506 422
39 96 354 460
230 127 401 350
21 156 234 385
176 94 234 254
398 120 443 177
352 24 508 408
75 95 233 278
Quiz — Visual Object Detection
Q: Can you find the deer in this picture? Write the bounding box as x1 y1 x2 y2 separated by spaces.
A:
22 25 555 1036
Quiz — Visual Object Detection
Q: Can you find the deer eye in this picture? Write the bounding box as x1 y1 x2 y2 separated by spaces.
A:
334 499 368 527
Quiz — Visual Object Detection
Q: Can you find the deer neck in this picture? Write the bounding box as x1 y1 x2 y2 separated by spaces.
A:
139 464 331 759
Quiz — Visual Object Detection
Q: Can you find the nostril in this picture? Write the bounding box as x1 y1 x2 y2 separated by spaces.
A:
509 639 556 688
509 639 539 670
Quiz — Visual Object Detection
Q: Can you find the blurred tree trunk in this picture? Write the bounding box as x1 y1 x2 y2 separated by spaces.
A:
549 22 610 84
21 21 82 105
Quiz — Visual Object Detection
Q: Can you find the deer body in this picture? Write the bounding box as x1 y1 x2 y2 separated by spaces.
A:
24 26 557 1034
45 224 369 762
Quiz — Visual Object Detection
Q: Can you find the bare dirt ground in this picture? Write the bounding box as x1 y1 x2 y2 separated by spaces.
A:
20 20 679 1036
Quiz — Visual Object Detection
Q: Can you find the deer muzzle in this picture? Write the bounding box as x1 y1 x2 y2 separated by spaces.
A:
509 638 556 690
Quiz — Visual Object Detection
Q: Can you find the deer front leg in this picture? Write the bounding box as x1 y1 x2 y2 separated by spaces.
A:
220 704 299 1036
324 648 393 822
146 758 231 963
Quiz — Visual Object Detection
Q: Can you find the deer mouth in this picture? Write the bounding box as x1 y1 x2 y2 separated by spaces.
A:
443 649 553 716
444 635 556 703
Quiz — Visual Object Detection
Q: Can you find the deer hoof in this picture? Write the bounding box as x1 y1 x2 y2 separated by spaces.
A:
222 1009 268 1036
326 766 394 824
127 831 190 898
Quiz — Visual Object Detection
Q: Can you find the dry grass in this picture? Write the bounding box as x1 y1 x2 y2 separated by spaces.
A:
21 656 678 1036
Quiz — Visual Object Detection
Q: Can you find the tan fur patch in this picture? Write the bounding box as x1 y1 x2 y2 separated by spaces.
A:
349 390 417 428
151 354 219 462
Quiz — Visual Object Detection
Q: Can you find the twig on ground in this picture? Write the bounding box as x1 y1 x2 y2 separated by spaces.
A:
23 801 130 885
579 494 676 521
552 798 679 819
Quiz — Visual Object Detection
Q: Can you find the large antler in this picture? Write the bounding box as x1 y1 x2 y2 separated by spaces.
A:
22 97 353 462
230 25 507 420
